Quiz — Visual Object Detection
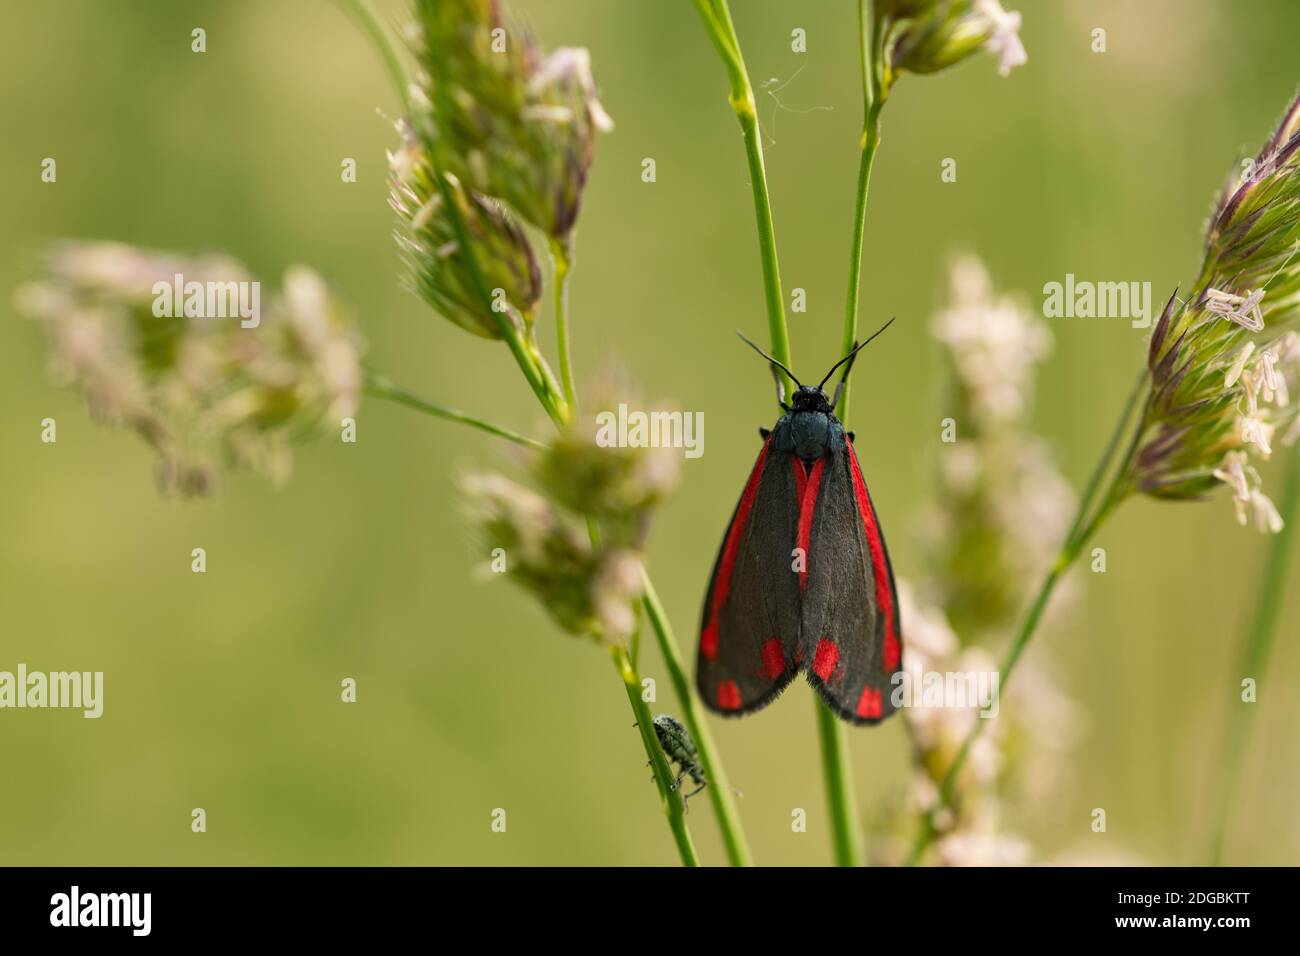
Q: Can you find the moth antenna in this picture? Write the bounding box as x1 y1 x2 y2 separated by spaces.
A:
736 330 803 388
769 361 790 409
817 316 896 392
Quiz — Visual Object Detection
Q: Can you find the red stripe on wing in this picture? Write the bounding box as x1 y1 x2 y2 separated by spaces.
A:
847 445 900 671
794 457 826 592
701 437 772 662
791 455 808 502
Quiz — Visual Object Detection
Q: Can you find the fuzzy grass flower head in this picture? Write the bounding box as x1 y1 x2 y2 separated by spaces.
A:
888 580 1065 868
933 254 1051 423
884 255 1081 867
889 589 1016 864
927 254 1074 636
461 473 644 641
461 379 679 642
533 396 682 549
1132 94 1300 529
389 120 542 337
17 242 361 494
459 472 651 643
410 0 613 239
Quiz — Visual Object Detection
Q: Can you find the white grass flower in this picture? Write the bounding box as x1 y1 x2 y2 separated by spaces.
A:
975 0 1027 77
1204 286 1266 332
1239 416 1274 456
1247 488 1284 533
933 255 1050 422
1257 344 1289 406
887 0 1028 81
1211 450 1281 530
530 47 615 133
1224 341 1255 387
937 831 1030 867
898 579 959 668
1212 450 1252 502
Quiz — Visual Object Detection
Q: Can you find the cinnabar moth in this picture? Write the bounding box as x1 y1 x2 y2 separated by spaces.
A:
697 321 902 725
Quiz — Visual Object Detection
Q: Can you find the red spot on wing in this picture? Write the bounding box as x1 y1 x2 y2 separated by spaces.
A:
812 638 839 682
716 680 742 710
856 687 883 719
761 637 785 679
795 457 827 592
848 445 900 672
701 438 772 662
701 621 718 661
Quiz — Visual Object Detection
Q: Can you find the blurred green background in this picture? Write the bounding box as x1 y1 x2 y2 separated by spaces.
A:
1 0 1298 866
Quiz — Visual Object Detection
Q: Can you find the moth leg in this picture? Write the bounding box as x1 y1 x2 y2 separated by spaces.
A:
847 431 855 443
759 426 771 440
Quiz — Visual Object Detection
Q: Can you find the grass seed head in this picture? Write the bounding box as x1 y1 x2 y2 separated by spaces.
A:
389 122 542 338
410 0 612 240
1133 94 1300 528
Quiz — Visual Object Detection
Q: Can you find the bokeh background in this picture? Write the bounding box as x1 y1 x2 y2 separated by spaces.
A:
1 0 1297 866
